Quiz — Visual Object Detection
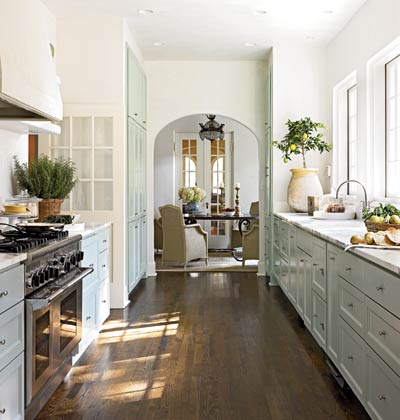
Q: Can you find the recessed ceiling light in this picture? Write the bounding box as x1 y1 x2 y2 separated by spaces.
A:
153 42 164 47
253 10 268 15
138 9 154 15
244 42 257 47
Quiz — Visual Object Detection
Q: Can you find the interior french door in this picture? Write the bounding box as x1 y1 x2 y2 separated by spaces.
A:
175 132 232 249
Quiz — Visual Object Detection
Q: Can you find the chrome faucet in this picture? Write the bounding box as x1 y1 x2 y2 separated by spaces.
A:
335 180 370 210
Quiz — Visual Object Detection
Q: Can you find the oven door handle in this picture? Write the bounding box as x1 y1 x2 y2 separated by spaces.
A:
26 267 94 311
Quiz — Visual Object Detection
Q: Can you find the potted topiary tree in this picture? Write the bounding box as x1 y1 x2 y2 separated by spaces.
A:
273 117 332 212
13 155 77 221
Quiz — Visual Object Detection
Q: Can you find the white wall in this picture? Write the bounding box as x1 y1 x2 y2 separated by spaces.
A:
0 130 28 202
153 115 259 216
327 0 400 195
272 43 330 211
146 60 267 275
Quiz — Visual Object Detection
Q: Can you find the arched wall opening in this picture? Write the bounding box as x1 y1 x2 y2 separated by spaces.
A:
148 113 266 276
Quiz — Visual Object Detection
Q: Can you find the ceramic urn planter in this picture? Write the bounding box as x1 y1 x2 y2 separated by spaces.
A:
287 168 323 212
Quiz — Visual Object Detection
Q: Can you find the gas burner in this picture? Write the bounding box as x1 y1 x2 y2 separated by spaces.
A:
0 230 69 253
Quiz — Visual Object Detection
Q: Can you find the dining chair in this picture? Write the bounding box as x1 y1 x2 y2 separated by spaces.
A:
159 204 208 268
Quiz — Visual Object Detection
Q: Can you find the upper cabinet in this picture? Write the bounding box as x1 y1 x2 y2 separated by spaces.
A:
127 48 147 128
0 0 62 121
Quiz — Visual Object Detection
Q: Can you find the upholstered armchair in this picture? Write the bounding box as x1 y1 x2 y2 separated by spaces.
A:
154 217 163 252
159 205 208 268
242 224 259 266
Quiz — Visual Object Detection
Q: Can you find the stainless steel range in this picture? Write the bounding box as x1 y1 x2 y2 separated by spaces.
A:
0 226 93 419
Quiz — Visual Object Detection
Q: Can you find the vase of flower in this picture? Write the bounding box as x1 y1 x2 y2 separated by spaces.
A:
178 186 206 213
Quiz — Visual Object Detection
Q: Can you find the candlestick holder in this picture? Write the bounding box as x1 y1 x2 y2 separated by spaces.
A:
234 186 240 216
219 186 225 211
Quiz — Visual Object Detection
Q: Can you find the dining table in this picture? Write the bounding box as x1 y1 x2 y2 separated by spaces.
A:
184 213 259 236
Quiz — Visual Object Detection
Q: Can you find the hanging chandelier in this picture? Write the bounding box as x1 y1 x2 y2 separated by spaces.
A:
199 114 225 141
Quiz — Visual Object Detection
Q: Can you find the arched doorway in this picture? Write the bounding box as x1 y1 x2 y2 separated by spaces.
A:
152 114 261 272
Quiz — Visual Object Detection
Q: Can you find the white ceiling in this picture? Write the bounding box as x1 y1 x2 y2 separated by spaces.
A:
43 0 367 60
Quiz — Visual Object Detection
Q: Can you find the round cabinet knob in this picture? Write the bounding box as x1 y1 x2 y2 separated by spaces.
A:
0 339 6 345
378 394 386 401
378 330 387 336
0 408 6 414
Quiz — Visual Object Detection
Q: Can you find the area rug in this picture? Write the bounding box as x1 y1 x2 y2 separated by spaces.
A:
155 252 258 273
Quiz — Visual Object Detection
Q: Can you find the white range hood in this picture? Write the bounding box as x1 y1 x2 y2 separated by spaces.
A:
0 0 63 122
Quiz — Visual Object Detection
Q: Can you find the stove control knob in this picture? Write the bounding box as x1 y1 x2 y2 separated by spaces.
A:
39 271 45 284
44 268 50 281
31 273 40 287
59 255 66 264
64 261 71 272
53 267 60 279
77 251 84 262
70 254 77 265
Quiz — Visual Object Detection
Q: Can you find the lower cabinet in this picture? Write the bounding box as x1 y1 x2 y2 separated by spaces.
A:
128 216 147 293
0 353 24 420
273 215 400 420
73 227 111 364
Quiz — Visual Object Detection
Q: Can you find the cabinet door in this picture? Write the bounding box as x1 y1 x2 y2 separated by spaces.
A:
312 291 327 350
135 222 141 284
312 239 327 300
296 248 312 326
287 227 297 304
97 279 110 326
141 218 147 278
127 117 137 222
279 258 289 295
303 252 313 330
127 222 136 293
327 245 340 365
127 48 140 121
82 284 97 342
0 353 24 420
81 238 98 291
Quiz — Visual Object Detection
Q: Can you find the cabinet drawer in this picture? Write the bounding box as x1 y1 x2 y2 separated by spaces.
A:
312 291 327 350
98 250 109 282
296 228 313 256
0 266 24 315
337 251 364 290
339 277 365 337
273 218 280 249
98 228 110 253
0 302 24 372
365 297 400 377
365 346 400 420
82 240 98 290
0 353 24 420
279 223 289 259
364 265 400 319
339 318 366 402
97 280 110 327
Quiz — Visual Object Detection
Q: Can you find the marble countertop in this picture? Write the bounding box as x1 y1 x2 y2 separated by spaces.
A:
66 221 112 239
0 253 26 272
275 212 400 275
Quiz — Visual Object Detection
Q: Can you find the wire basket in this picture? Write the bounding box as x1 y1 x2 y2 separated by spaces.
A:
365 220 400 233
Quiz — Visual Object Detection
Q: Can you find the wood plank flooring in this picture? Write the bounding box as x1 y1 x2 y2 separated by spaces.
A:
38 272 369 420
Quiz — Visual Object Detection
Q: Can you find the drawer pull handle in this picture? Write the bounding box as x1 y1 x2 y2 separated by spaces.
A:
0 408 5 414
86 316 91 321
103 240 107 243
330 257 336 261
102 264 107 268
320 322 325 331
320 268 325 276
313 263 318 267
0 340 5 345
345 267 352 272
376 286 384 291
290 236 295 239
348 303 354 308
89 264 94 268
378 330 387 336
347 355 354 360
0 291 8 298
300 259 304 263
378 394 386 401
102 300 107 303
313 314 318 318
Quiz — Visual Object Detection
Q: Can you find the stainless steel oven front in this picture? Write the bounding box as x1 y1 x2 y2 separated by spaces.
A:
25 267 91 405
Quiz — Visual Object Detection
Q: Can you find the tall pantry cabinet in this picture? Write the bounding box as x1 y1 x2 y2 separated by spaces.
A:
127 47 147 293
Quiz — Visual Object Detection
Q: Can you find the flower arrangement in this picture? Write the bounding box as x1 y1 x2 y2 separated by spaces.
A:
178 186 206 203
273 117 332 168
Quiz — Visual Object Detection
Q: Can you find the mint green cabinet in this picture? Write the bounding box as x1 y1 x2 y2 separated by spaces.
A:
127 47 147 128
327 244 340 365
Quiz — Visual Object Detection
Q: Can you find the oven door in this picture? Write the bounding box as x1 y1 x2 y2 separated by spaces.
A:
25 298 55 405
53 279 82 364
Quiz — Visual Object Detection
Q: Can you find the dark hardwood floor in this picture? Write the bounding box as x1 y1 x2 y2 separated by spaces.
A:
38 272 369 420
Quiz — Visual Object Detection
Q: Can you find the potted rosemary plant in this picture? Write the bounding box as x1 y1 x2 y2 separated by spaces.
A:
273 117 332 212
13 155 77 221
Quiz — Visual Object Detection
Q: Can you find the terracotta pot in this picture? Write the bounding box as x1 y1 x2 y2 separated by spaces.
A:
38 199 64 222
287 168 323 212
